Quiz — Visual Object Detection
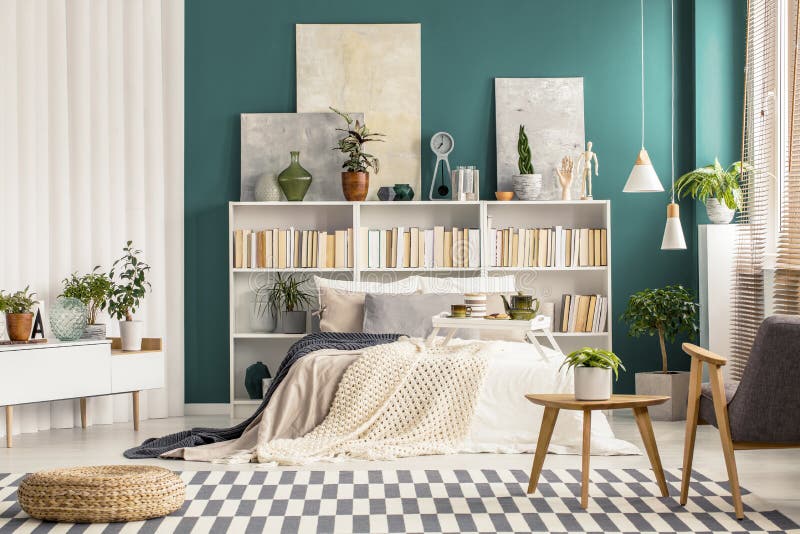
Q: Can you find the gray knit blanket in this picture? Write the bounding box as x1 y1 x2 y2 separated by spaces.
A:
124 332 401 459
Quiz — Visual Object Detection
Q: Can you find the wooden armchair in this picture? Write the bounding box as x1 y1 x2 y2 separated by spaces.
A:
680 315 800 519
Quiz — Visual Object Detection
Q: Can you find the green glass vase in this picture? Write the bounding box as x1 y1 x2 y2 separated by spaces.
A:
277 151 312 201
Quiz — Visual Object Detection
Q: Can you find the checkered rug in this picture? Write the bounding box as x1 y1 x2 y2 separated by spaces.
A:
0 468 797 533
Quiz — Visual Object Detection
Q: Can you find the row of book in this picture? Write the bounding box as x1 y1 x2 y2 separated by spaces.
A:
232 228 354 269
559 294 608 333
363 227 480 269
488 227 607 268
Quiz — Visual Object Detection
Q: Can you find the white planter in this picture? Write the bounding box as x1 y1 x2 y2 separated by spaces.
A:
574 367 612 401
119 320 143 351
706 198 735 224
512 174 543 200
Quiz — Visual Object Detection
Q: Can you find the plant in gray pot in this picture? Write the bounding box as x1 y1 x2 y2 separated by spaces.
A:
249 276 277 333
621 285 699 421
560 347 625 401
673 158 747 224
108 241 151 351
512 125 542 200
61 266 113 340
268 274 312 334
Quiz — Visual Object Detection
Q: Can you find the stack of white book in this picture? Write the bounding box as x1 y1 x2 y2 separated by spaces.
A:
558 294 608 333
360 226 480 269
487 227 607 268
232 228 353 269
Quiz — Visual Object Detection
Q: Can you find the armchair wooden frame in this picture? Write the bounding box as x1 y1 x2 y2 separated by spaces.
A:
680 342 800 520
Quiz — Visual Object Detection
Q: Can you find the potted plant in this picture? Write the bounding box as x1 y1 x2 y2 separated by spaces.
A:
0 286 37 341
674 158 747 224
621 284 699 420
268 274 313 334
108 241 151 351
250 278 277 333
61 266 114 339
331 107 384 201
560 347 625 401
512 125 542 200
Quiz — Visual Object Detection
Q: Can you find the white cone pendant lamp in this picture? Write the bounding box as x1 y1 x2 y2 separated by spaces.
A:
661 0 686 250
624 0 664 193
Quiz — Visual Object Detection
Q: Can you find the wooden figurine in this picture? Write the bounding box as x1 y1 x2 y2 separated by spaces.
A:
576 141 599 200
555 156 575 200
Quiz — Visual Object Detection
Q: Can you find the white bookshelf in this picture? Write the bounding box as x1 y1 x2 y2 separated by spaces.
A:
228 200 611 417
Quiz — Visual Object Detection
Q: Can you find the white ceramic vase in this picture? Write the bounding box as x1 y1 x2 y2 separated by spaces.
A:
119 320 143 351
574 366 612 401
705 198 735 224
512 174 543 200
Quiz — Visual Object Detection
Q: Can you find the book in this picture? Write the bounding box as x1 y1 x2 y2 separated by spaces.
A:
410 228 419 268
538 229 548 268
418 228 425 268
311 231 318 268
233 229 243 268
424 229 434 268
433 226 444 268
579 228 590 266
390 227 398 268
403 231 411 268
565 229 572 267
272 229 279 268
379 230 388 268
277 231 287 268
301 230 308 268
367 230 379 268
600 228 608 266
395 227 404 268
318 231 327 268
325 234 334 268
575 295 590 332
560 294 571 332
444 230 453 268
334 230 346 268
452 226 460 267
586 295 598 332
468 229 480 268
567 293 579 332
462 228 469 267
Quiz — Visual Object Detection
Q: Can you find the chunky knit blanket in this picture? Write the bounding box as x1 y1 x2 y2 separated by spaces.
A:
124 332 400 459
254 338 489 465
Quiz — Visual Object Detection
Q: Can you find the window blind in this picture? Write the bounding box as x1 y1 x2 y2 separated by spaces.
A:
774 1 800 315
731 0 777 379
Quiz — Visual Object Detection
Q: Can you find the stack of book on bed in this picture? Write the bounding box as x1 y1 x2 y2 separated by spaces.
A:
558 294 608 333
487 227 607 268
358 226 480 269
232 228 353 269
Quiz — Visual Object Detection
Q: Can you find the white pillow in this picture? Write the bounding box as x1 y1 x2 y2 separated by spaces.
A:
314 275 420 295
418 275 516 294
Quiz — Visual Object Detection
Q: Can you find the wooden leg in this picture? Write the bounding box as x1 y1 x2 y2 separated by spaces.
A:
633 406 669 497
80 398 87 429
709 365 744 519
132 391 140 431
581 409 591 508
680 356 703 505
527 407 560 494
5 406 11 448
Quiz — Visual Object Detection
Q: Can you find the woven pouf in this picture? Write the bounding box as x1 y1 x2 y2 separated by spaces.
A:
18 465 185 523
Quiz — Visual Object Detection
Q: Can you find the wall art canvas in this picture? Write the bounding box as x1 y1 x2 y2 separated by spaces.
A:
495 78 585 199
296 24 421 200
240 112 364 201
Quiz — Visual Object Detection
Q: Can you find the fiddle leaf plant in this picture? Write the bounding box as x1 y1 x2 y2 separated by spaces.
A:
267 274 313 313
330 106 384 173
517 125 534 174
61 266 113 325
108 241 151 322
621 285 699 373
560 347 626 381
0 286 37 314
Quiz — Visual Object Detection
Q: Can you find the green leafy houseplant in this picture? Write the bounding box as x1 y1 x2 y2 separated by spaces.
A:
330 107 384 173
621 285 699 373
61 266 113 325
674 158 747 210
0 286 37 314
108 241 151 322
267 274 313 313
517 125 534 174
560 347 625 380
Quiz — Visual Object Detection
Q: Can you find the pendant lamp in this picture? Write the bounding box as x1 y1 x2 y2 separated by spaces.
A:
624 0 664 193
661 0 686 250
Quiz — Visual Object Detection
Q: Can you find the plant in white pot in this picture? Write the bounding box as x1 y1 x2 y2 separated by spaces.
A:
61 266 113 340
673 158 747 224
268 274 312 334
108 241 151 351
560 347 625 401
512 125 542 200
621 284 699 420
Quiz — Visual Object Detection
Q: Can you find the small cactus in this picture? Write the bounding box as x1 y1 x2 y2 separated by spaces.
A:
517 125 534 174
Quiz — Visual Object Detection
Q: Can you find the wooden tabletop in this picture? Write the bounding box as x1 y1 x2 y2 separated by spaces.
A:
525 393 670 410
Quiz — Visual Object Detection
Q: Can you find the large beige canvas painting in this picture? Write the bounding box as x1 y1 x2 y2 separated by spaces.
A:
296 24 421 200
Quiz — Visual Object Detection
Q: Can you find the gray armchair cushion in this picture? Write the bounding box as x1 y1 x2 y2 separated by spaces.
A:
698 381 739 428
362 293 465 338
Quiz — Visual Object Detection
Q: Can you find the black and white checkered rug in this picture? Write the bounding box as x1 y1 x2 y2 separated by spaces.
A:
0 468 797 533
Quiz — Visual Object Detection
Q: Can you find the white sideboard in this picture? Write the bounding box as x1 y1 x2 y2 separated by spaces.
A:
0 338 164 447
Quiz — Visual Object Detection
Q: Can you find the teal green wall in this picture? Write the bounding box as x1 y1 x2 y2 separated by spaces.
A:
185 0 743 402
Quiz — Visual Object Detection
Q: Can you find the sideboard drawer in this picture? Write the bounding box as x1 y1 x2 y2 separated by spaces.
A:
0 343 111 405
110 352 164 393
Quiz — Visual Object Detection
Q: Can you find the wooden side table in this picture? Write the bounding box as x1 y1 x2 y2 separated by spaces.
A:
525 393 670 509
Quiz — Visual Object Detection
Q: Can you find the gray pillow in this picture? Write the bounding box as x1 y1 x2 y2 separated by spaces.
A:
362 293 464 338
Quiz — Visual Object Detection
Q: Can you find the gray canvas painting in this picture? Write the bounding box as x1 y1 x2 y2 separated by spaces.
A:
240 112 364 201
495 78 585 199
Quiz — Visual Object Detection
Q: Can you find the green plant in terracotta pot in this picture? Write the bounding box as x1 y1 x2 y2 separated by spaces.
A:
61 266 113 339
0 286 38 341
108 241 151 351
621 284 699 421
331 107 384 201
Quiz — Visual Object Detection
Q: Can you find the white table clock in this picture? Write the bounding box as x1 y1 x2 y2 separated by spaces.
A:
428 131 455 200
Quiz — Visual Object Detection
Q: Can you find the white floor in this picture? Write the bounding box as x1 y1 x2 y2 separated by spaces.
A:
2 412 798 524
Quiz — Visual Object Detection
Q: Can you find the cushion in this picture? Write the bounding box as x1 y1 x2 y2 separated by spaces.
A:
362 293 461 338
417 275 515 294
318 287 366 333
314 275 420 294
698 380 739 428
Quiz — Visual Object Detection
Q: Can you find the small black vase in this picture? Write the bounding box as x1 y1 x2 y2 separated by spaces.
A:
244 361 271 399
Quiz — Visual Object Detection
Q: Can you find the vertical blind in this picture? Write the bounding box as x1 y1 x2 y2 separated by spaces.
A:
730 0 777 379
774 1 800 314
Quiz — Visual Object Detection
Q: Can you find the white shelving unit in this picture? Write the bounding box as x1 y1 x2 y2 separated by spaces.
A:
228 200 611 417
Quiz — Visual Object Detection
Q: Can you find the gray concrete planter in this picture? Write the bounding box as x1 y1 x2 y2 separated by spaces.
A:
279 311 307 334
81 323 107 340
635 371 691 421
